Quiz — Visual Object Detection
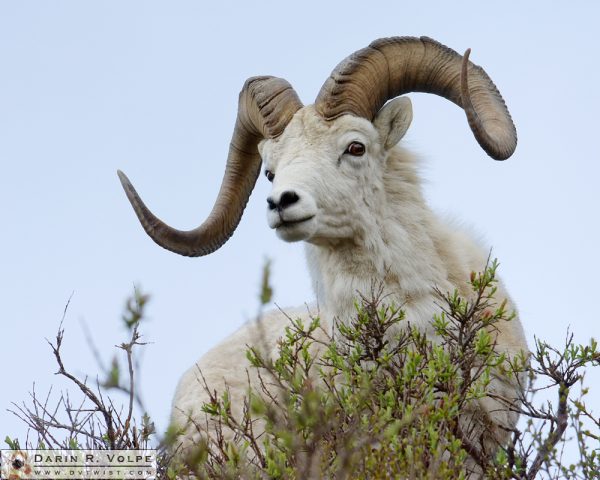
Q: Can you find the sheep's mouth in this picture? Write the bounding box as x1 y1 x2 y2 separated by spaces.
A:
276 215 315 229
274 215 316 242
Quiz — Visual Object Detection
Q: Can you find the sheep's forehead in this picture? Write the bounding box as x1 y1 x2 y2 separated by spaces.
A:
262 105 377 164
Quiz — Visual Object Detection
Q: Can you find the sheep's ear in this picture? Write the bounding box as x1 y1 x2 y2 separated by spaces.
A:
373 97 413 150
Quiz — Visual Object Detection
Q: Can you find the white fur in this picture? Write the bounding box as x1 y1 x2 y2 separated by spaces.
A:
170 99 528 463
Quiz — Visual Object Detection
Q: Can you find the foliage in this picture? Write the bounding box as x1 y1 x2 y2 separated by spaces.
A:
5 262 600 479
170 261 600 479
8 289 155 451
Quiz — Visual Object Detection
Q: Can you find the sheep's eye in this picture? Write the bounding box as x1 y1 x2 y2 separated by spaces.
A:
265 170 275 182
345 141 366 156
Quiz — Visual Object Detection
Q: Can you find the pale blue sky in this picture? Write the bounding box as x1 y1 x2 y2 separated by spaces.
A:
1 1 599 456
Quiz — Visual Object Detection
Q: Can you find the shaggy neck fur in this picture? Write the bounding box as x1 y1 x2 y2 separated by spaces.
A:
305 147 452 324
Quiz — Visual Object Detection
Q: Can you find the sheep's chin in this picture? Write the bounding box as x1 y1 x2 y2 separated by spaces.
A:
275 218 316 242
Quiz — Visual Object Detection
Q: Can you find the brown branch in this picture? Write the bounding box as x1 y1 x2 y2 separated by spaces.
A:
47 327 117 448
116 322 147 447
525 382 570 480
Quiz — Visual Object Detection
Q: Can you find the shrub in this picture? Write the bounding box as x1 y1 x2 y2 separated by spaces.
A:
6 262 600 479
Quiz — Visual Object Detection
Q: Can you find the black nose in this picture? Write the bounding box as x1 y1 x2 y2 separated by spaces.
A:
279 190 299 209
267 190 300 211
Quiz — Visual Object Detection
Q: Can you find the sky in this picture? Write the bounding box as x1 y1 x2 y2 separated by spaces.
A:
1 1 599 458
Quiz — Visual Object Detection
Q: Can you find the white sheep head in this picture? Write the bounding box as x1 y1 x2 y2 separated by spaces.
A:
260 100 412 245
117 36 517 255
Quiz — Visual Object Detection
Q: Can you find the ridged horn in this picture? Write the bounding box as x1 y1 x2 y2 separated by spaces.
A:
315 36 516 160
118 76 303 257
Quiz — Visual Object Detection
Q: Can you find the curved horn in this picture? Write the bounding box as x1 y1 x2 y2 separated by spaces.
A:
118 76 303 257
315 36 516 160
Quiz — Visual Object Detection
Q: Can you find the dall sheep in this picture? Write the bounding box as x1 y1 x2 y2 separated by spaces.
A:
118 36 528 470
